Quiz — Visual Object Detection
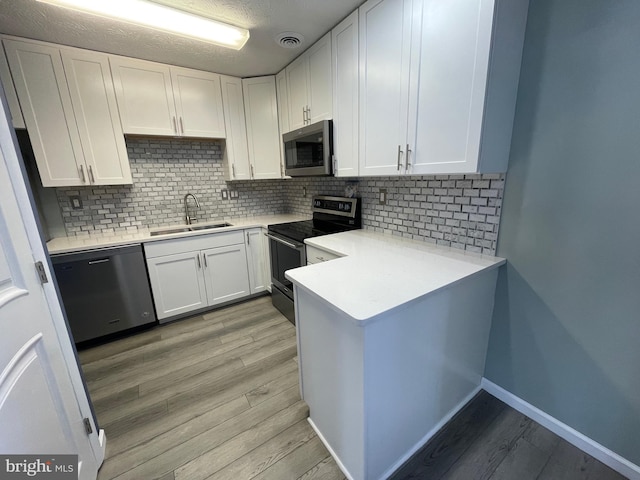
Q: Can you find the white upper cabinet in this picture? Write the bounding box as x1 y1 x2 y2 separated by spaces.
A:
358 0 528 176
109 56 176 136
242 76 283 179
170 67 226 138
0 48 25 129
4 38 131 186
286 33 332 131
61 49 131 185
220 75 251 180
275 69 290 170
359 0 417 176
111 57 226 139
332 11 360 177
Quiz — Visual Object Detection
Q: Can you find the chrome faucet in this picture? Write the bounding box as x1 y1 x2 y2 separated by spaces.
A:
184 193 200 225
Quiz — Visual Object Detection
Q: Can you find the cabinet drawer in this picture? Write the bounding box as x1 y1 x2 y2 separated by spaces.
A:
306 245 341 264
144 230 244 258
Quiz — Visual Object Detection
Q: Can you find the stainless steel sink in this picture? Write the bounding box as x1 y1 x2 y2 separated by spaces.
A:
189 222 232 231
149 222 232 236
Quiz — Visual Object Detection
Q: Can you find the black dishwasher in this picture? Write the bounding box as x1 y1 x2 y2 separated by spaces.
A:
51 244 156 343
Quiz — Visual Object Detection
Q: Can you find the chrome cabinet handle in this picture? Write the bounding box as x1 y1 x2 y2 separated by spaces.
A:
306 105 311 124
397 145 404 171
302 107 306 124
196 254 201 269
246 232 250 245
88 258 109 265
406 144 411 169
180 117 184 135
79 165 86 183
173 116 178 135
88 165 95 183
250 164 255 178
202 253 207 268
232 164 236 179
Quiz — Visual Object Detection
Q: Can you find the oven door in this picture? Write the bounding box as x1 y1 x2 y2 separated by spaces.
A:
266 232 306 300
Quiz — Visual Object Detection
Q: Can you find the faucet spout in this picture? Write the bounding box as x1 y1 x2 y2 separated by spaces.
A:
184 193 200 225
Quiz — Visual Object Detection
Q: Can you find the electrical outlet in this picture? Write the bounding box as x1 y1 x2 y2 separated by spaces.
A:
221 189 229 200
230 190 239 199
379 189 387 205
70 195 83 210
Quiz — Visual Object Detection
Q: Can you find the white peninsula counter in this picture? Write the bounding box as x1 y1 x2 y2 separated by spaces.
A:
285 230 505 480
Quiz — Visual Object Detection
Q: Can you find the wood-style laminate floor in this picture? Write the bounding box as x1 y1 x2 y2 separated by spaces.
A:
81 296 627 480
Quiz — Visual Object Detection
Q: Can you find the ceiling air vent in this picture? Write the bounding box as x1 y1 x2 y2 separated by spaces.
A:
275 32 304 49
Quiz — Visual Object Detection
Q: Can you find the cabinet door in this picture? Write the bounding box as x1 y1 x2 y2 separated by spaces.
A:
275 69 289 174
147 251 208 321
0 48 25 129
202 244 251 306
171 67 226 138
307 33 333 124
286 55 309 130
110 56 177 136
4 39 85 186
409 0 494 174
245 228 268 294
242 76 282 179
220 75 251 180
332 11 359 177
61 49 132 185
359 0 416 176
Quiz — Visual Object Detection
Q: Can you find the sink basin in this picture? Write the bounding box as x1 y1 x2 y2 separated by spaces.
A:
189 222 232 231
150 222 232 236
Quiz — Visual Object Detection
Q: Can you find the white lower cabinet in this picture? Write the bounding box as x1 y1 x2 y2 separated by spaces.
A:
145 230 261 322
245 228 268 294
202 244 251 305
146 251 209 320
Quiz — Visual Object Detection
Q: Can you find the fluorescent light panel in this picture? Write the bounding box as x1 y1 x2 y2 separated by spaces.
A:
37 0 250 50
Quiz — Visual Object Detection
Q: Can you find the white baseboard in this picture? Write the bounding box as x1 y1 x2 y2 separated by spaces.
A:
307 418 355 480
481 378 640 480
308 385 482 480
377 385 482 480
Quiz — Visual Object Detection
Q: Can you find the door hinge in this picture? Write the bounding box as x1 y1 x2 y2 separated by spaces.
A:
35 261 48 284
83 417 93 435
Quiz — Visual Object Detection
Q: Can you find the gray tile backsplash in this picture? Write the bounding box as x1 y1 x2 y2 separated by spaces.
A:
54 137 504 254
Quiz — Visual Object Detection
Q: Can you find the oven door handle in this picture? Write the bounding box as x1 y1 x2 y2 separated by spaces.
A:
264 233 304 250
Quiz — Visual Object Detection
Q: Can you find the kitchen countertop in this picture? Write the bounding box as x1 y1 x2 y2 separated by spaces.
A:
285 229 505 323
47 214 308 255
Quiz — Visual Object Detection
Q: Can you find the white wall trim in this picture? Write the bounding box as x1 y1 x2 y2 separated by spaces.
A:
377 385 482 480
481 378 640 480
308 418 355 480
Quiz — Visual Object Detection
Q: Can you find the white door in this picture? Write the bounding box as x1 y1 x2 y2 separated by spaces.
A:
242 76 282 179
245 228 267 294
110 56 177 136
220 75 251 180
286 56 309 130
359 0 416 176
307 33 333 124
146 251 208 321
61 49 132 185
4 38 85 186
332 11 360 177
171 67 226 139
0 99 99 477
202 244 250 306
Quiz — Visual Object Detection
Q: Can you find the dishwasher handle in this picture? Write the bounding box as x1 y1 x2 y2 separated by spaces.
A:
88 258 110 265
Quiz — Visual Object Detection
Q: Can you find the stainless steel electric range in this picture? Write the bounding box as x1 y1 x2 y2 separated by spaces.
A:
266 195 361 324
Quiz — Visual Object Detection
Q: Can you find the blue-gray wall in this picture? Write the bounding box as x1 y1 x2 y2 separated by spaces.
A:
485 0 640 466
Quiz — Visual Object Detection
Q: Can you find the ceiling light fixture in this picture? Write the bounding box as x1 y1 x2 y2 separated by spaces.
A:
37 0 250 50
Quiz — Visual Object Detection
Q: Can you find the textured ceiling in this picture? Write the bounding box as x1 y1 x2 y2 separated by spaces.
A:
0 0 363 77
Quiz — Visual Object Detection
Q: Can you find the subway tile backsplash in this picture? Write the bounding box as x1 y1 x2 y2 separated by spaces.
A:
55 137 504 254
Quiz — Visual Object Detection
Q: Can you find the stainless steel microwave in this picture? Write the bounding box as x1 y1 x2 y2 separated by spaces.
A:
283 120 333 176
